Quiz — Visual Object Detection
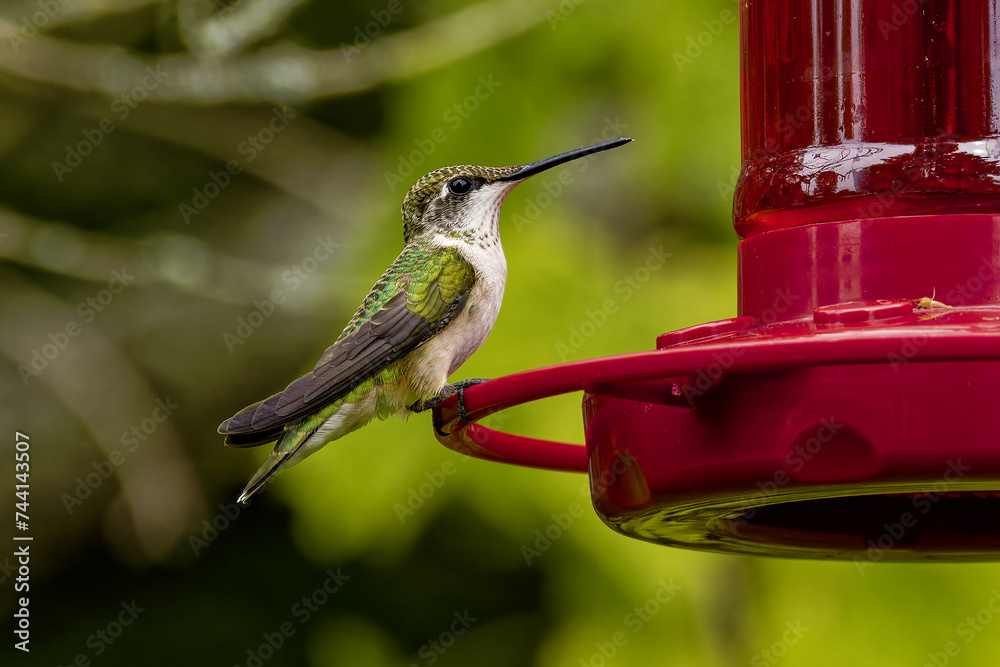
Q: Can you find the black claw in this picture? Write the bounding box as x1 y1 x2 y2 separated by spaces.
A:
409 396 441 413
413 379 491 434
455 378 489 421
411 395 453 435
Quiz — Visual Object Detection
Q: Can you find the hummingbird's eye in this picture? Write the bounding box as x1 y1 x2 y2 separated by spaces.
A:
448 177 473 195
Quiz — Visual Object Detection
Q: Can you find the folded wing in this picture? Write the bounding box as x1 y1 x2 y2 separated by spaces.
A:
218 245 476 444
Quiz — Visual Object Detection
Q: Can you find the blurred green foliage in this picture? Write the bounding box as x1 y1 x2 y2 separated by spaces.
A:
2 1 999 666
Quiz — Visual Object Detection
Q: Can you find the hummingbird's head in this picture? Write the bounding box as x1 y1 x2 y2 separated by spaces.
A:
401 165 521 245
400 138 633 246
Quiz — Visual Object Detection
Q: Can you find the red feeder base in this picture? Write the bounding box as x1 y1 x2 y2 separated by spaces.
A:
432 214 1000 561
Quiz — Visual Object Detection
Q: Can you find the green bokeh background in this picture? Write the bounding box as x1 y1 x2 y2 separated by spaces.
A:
1 0 998 665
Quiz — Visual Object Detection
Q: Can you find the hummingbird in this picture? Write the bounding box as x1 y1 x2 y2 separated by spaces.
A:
219 137 632 504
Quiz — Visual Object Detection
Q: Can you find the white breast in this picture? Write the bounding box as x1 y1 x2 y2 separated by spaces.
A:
408 238 507 397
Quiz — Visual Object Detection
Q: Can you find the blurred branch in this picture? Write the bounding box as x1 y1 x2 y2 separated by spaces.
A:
0 205 349 309
0 0 159 31
0 267 206 562
91 100 383 222
178 0 311 59
0 0 545 103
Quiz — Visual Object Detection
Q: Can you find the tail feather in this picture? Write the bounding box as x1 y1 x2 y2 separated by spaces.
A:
236 423 315 504
234 394 375 504
237 448 296 504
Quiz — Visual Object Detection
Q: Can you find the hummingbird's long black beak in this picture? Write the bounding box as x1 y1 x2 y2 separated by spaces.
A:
497 137 632 182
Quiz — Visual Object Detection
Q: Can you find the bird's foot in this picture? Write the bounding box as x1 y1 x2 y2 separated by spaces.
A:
409 378 490 436
451 378 489 421
409 395 444 414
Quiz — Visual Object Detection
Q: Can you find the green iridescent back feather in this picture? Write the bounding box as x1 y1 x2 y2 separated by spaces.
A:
337 243 476 343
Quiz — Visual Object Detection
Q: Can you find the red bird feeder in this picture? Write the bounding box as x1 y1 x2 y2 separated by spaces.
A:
432 0 1000 560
